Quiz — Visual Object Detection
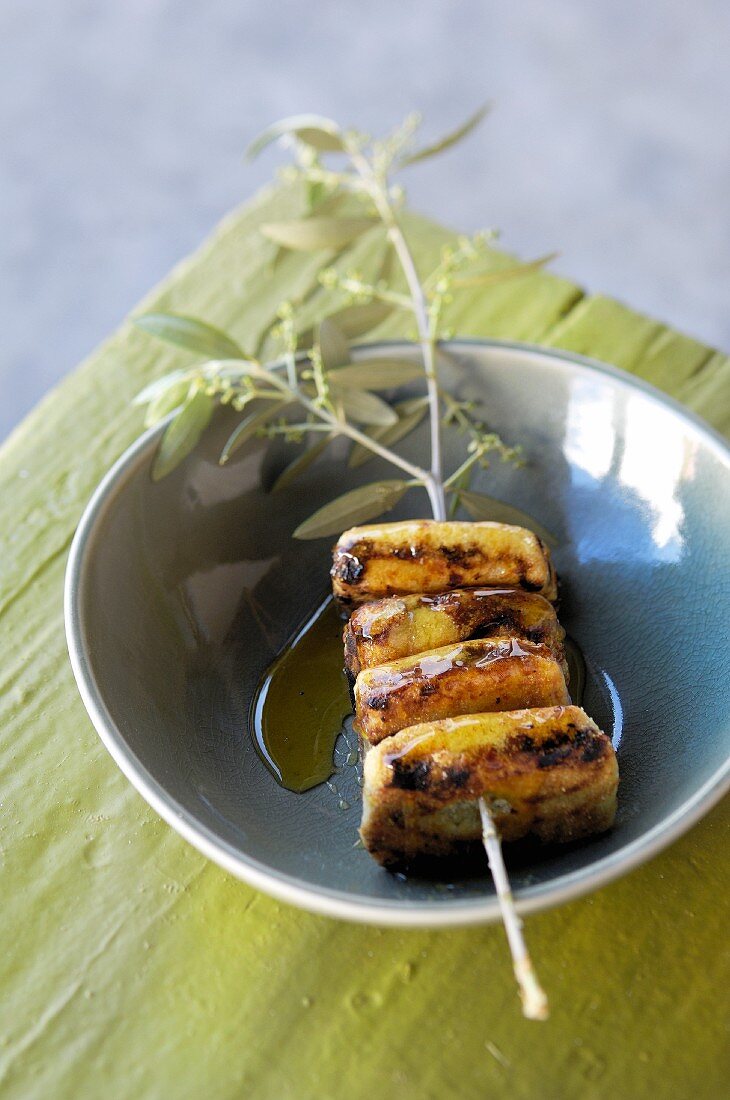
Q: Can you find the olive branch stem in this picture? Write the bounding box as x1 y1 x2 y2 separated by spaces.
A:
345 142 446 518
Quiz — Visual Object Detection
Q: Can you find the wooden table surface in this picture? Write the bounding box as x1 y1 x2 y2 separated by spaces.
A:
1 183 728 1099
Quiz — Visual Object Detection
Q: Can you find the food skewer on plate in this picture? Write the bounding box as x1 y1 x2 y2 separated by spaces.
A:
331 518 619 1020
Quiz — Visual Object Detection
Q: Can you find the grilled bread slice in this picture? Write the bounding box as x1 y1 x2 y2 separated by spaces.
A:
331 520 557 609
360 706 618 865
344 586 566 679
354 636 569 745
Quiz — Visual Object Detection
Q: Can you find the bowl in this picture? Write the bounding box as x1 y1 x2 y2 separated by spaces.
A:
65 339 730 926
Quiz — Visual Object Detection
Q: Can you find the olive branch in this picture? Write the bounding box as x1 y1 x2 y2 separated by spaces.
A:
133 106 555 543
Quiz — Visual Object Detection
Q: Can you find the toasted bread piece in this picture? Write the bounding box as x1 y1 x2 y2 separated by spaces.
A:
331 520 557 609
360 706 618 865
354 635 569 744
344 586 566 678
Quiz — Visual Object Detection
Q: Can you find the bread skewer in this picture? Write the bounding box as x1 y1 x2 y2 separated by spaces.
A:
333 519 618 1019
335 521 561 1018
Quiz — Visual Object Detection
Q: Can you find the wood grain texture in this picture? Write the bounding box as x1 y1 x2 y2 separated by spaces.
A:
0 182 728 1099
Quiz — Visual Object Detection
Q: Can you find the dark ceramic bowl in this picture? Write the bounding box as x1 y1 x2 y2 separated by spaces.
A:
65 340 730 925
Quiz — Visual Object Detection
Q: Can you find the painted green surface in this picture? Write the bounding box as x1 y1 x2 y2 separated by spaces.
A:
0 183 728 1100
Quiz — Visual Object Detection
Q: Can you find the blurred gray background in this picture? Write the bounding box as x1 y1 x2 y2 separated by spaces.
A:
1 0 728 440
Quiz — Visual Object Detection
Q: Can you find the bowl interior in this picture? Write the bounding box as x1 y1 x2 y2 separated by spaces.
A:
70 341 730 922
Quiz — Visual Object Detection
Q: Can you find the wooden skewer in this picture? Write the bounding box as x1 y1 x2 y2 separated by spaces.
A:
478 796 549 1021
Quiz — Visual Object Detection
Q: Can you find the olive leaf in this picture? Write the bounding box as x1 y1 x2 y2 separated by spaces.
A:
329 300 395 338
202 358 269 382
398 103 490 167
338 389 398 427
307 180 328 212
329 358 423 391
261 217 376 252
219 399 291 465
312 190 348 217
457 489 557 547
134 313 246 360
318 317 350 370
144 376 193 427
295 129 345 153
348 396 429 468
267 244 288 278
272 433 334 492
293 479 409 539
452 252 558 289
152 391 214 481
134 368 191 407
246 114 344 159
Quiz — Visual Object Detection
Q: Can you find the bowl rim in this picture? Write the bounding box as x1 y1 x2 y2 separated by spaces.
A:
64 337 730 927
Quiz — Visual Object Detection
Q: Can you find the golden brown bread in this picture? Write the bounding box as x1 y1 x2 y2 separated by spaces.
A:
344 586 566 678
331 520 558 609
354 636 570 745
360 706 619 865
330 519 618 869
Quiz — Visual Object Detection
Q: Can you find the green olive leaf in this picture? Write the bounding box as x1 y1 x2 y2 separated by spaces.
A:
202 358 269 382
328 300 395 338
337 389 398 427
294 128 345 152
457 489 558 547
267 244 288 277
144 376 193 427
272 433 334 492
329 359 423 391
260 217 376 252
255 320 288 362
134 368 191 406
314 190 347 217
318 317 350 370
134 313 246 360
306 180 328 212
246 114 344 159
452 252 558 289
152 391 214 481
293 479 408 539
348 396 429 468
219 399 290 465
399 103 490 167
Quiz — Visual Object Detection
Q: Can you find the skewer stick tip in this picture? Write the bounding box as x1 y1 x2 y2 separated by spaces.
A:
478 796 549 1022
515 957 550 1020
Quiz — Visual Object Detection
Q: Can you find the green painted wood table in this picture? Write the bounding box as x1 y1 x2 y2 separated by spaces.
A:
1 183 728 1099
